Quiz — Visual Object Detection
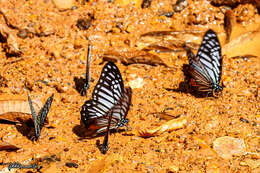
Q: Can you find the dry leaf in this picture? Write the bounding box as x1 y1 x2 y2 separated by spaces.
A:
138 117 187 137
0 141 20 151
88 154 123 173
103 49 168 67
0 24 21 55
0 98 43 124
240 158 260 169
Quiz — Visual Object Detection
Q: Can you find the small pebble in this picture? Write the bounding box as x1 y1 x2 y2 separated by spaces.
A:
173 0 188 12
240 117 249 123
76 18 92 30
213 136 246 159
65 162 78 168
53 0 75 10
17 29 29 39
160 12 174 17
71 6 78 10
49 137 55 140
141 0 152 9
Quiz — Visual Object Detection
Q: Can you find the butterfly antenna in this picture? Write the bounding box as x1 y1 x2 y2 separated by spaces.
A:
184 45 195 60
80 44 91 96
27 92 40 140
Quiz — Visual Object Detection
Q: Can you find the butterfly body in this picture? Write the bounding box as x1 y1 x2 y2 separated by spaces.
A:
184 29 223 95
81 62 132 154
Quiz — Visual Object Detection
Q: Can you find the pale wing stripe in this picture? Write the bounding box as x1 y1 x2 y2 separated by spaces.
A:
200 58 213 69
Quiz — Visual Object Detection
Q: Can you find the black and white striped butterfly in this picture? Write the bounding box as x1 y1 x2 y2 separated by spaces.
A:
28 93 54 141
81 62 132 154
184 29 223 95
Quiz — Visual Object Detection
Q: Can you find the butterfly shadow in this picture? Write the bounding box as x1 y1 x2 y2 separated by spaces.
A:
72 123 93 139
15 120 36 140
0 119 35 140
73 76 88 96
72 122 129 140
165 64 210 98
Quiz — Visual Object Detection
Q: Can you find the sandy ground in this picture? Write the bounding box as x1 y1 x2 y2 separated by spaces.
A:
0 0 259 172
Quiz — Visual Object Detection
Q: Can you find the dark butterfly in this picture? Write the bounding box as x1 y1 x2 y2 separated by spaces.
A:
184 29 223 95
28 93 54 141
81 62 132 154
80 44 91 96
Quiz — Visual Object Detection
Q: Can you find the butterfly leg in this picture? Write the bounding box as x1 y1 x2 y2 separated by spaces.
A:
100 110 113 154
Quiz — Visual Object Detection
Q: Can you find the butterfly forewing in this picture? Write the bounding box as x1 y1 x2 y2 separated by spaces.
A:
28 93 41 138
197 29 222 84
185 29 222 94
92 62 124 110
38 94 54 130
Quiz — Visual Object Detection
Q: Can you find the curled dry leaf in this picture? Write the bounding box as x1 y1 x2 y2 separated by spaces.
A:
0 24 21 55
140 30 204 37
224 10 235 43
211 0 260 8
138 117 187 137
222 30 260 58
103 50 168 67
0 141 20 151
88 154 123 173
0 97 43 124
240 158 260 169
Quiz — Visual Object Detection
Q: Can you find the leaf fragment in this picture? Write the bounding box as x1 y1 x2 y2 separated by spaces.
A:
138 117 187 137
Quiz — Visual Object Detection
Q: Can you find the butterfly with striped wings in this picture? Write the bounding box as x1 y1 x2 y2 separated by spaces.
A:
28 93 54 141
81 62 132 154
184 29 223 96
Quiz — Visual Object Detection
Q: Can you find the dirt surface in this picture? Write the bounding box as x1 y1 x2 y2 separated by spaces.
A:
0 0 259 172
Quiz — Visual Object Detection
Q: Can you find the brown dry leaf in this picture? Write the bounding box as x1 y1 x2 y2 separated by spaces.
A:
213 136 246 160
88 154 123 173
0 97 43 124
140 30 204 37
103 50 168 67
224 10 235 43
138 117 187 137
0 24 21 55
0 141 20 151
240 158 260 169
222 30 260 58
